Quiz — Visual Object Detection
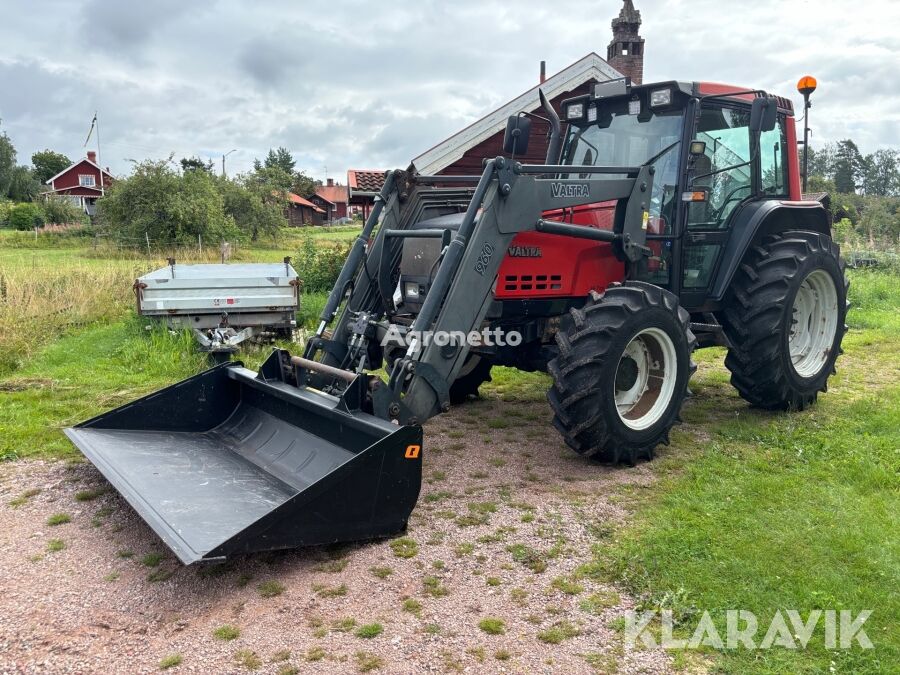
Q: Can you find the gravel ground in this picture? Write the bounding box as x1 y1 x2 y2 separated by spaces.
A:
0 394 673 674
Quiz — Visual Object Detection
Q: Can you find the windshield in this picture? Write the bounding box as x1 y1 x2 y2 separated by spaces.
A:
562 100 683 168
561 99 685 234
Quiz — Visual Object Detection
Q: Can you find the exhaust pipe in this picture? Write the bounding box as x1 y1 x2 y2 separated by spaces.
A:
540 89 562 164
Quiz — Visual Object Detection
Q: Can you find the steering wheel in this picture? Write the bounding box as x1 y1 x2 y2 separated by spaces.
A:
710 184 751 224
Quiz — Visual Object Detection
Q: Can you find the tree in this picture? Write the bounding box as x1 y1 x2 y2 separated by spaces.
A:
31 149 71 184
220 175 286 242
0 126 16 198
6 166 41 202
833 139 864 194
807 142 836 180
255 147 296 175
861 149 899 197
292 170 320 198
43 195 83 225
180 156 214 174
98 158 237 245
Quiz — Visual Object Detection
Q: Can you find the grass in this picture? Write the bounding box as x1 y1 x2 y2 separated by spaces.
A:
256 580 285 598
141 552 163 567
212 624 240 641
477 618 506 635
46 513 71 526
355 622 384 639
234 649 262 670
583 269 900 673
46 538 65 552
402 598 422 616
369 566 393 579
389 537 418 558
537 620 580 644
158 653 182 669
313 583 347 598
8 487 40 507
74 487 109 501
355 651 384 672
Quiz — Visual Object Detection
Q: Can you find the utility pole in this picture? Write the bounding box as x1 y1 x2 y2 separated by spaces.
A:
796 75 817 194
222 148 237 177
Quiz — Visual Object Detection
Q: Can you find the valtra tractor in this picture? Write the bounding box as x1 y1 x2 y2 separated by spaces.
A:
66 78 847 564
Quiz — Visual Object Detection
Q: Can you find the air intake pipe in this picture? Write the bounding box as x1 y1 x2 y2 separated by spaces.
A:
540 89 562 164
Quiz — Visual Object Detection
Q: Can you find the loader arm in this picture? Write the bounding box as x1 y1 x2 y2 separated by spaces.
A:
305 157 655 424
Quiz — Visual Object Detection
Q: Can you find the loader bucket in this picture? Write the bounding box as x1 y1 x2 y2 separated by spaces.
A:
64 362 422 565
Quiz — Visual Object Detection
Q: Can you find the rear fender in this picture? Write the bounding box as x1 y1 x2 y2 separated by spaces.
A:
709 200 831 302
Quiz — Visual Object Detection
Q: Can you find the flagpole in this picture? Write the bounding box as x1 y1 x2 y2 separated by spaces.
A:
96 111 103 195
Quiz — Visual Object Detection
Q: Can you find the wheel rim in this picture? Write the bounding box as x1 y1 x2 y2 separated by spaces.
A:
789 269 839 378
614 328 678 431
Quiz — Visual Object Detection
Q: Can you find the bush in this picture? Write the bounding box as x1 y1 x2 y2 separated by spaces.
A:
43 196 84 225
296 231 351 292
8 202 45 230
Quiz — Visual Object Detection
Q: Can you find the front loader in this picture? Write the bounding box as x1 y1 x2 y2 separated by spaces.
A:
67 79 847 563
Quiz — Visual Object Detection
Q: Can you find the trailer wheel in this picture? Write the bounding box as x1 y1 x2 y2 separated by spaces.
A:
718 231 847 410
449 355 493 404
548 282 696 464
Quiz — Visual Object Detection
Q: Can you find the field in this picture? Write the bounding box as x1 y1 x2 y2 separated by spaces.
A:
0 231 897 674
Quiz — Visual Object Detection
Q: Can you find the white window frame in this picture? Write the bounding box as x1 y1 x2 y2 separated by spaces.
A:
79 174 96 187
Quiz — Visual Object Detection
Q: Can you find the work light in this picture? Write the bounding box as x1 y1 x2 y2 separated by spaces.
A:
650 88 672 107
587 105 598 123
566 103 585 120
405 282 420 299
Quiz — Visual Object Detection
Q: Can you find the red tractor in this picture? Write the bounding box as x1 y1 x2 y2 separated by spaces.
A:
67 79 847 563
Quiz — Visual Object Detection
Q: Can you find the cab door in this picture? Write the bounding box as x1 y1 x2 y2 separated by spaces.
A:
680 103 755 307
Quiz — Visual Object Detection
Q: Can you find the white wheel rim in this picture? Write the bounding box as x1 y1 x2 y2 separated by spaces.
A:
614 327 678 431
789 269 839 378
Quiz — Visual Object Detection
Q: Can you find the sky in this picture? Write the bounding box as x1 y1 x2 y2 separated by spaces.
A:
1 0 898 181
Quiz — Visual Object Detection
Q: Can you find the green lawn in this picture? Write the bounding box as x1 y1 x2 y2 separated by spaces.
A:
585 269 900 674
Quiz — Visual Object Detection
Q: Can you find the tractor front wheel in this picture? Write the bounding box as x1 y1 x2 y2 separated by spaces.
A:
449 355 493 404
548 282 696 464
718 230 847 410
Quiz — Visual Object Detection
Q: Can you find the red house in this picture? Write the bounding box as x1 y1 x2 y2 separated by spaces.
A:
285 192 325 226
43 151 114 216
311 178 349 222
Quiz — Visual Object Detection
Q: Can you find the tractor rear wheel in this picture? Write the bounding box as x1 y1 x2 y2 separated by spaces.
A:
548 282 696 464
718 230 847 410
449 355 492 404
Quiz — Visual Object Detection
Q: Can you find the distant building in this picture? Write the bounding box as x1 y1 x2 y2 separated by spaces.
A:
311 178 349 222
42 150 114 216
285 192 325 226
347 169 386 219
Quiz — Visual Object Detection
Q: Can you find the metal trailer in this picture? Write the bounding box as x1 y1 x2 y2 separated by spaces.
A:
134 259 300 354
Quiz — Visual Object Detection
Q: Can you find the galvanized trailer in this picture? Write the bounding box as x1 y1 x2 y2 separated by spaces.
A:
135 260 300 353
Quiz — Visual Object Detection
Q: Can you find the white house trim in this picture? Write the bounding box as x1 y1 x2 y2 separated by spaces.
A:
411 53 622 175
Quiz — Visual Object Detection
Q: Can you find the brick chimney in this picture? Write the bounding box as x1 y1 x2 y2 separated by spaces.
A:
87 150 97 163
326 178 334 187
607 0 644 85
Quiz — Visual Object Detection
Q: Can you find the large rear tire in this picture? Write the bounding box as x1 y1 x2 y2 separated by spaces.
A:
548 282 696 464
718 230 847 410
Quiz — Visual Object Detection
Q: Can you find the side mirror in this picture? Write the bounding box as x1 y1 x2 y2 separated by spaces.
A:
502 115 532 156
750 96 777 133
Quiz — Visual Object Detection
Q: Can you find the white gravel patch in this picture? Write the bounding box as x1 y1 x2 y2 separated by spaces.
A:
0 395 673 674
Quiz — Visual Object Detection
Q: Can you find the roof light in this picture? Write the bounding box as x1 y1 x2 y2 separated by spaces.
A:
650 88 672 107
566 102 585 120
587 105 598 123
797 75 817 97
628 99 641 115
